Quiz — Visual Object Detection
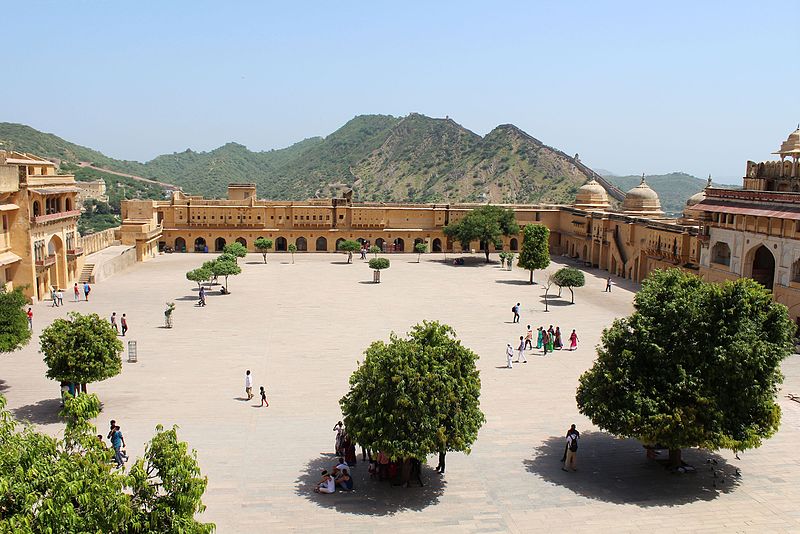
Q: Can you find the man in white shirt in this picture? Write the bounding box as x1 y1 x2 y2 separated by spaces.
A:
245 370 253 400
314 470 335 494
506 344 514 369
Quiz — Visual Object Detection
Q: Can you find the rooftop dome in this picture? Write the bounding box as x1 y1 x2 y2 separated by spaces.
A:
622 175 663 216
683 175 712 219
774 126 800 156
573 178 610 210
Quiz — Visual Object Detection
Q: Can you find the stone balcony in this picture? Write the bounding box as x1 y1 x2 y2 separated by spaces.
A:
35 254 56 269
31 209 81 225
67 247 84 259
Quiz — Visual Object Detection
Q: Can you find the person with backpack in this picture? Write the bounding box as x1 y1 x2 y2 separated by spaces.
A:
562 424 580 472
511 302 520 323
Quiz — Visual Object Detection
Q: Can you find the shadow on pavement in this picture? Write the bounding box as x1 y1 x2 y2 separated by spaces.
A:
539 297 572 307
296 453 446 516
524 431 740 507
432 257 493 268
495 279 533 285
11 398 64 425
0 379 9 393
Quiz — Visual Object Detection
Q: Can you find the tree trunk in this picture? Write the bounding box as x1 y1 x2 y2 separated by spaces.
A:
529 270 534 284
262 253 267 264
347 252 353 263
400 458 412 485
668 448 682 468
291 253 294 264
484 245 490 262
570 288 574 304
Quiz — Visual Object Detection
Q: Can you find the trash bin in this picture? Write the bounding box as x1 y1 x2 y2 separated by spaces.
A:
127 340 138 363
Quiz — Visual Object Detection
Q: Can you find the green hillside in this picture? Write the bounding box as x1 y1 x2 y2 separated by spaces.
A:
603 173 723 216
0 115 594 205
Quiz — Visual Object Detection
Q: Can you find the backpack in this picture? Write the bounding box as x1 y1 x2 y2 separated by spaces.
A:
569 435 578 452
511 306 517 313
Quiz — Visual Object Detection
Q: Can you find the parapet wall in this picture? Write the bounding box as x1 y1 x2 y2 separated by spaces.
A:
80 227 120 255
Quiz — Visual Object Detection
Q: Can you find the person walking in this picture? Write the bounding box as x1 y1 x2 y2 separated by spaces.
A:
605 276 612 292
73 283 80 302
562 425 579 472
517 336 528 363
110 312 119 334
120 314 128 336
198 286 206 307
26 308 33 330
435 450 446 474
568 329 579 351
506 343 514 369
110 425 128 469
512 302 520 323
245 370 254 400
554 327 563 350
536 326 544 350
541 329 550 356
50 286 58 307
56 288 64 306
524 325 533 350
83 282 91 301
259 386 269 407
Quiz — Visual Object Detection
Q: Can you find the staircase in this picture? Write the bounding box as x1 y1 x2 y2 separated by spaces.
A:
611 229 628 271
78 263 95 284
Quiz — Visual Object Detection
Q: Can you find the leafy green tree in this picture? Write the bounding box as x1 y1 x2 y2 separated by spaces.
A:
288 243 297 263
505 252 515 270
338 239 361 263
0 287 31 355
369 245 381 258
443 205 519 262
217 252 237 264
0 393 214 533
368 257 390 283
223 242 247 262
577 269 794 467
211 259 241 293
551 267 585 303
254 237 273 264
340 321 484 478
186 267 212 289
201 260 219 284
517 224 549 283
40 313 123 391
414 242 427 262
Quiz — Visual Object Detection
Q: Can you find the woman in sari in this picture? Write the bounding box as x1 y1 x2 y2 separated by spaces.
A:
554 327 563 350
569 329 578 351
536 327 544 349
546 329 555 353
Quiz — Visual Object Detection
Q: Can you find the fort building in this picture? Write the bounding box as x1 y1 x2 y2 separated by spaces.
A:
0 151 83 301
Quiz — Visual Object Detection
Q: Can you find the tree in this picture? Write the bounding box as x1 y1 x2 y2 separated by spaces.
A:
443 205 519 262
414 242 427 262
40 313 123 391
338 239 361 263
222 242 247 262
551 267 585 303
254 237 273 264
217 252 237 264
517 224 549 284
0 286 31 355
186 267 212 289
576 269 794 468
542 274 554 312
369 245 381 259
211 259 241 293
201 260 219 284
287 243 297 263
505 252 515 271
368 257 390 283
340 321 484 482
0 393 214 533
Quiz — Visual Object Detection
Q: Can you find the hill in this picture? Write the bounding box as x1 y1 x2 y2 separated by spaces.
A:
0 115 594 204
603 172 724 216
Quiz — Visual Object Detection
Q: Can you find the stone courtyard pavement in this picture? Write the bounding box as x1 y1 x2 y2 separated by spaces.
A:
2 252 799 533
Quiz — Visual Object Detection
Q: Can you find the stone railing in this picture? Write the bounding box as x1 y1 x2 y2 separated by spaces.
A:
80 227 120 256
31 209 81 224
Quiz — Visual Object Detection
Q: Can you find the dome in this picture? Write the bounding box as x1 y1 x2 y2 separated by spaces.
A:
573 178 610 210
774 126 800 156
622 175 663 216
683 175 713 219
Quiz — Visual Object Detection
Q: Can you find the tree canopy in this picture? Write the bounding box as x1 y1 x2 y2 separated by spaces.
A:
337 240 361 263
287 243 297 263
253 237 273 264
40 313 123 387
0 393 214 533
576 269 794 466
186 267 211 289
552 267 585 303
443 205 519 262
340 321 485 461
414 242 427 262
222 242 247 261
0 287 31 355
368 257 390 271
210 259 241 292
517 224 549 283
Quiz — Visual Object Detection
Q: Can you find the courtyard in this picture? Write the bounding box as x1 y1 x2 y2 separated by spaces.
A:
2 252 800 533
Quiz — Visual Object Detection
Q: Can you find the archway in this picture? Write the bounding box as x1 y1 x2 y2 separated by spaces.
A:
47 235 66 289
275 237 287 252
236 237 247 248
750 245 775 290
375 238 385 251
432 238 442 252
394 238 405 252
33 201 41 217
510 238 518 251
65 198 72 211
582 244 588 260
194 237 207 252
711 241 731 266
175 237 186 252
316 236 328 251
335 238 346 250
215 237 226 252
296 237 307 251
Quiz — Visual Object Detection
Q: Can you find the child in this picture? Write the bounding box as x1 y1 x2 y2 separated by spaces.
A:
259 386 269 407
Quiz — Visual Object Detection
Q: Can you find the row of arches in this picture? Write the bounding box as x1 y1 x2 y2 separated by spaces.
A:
171 236 461 253
711 241 776 289
32 197 73 217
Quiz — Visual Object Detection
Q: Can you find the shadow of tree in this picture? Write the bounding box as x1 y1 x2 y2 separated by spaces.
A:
432 257 492 268
11 398 64 425
539 298 572 307
524 431 740 507
295 453 446 516
0 379 9 393
495 280 533 285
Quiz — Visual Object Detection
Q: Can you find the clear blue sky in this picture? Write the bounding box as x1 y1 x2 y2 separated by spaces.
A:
3 1 798 184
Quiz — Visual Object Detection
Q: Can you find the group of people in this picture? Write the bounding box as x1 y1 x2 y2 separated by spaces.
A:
314 457 355 494
98 419 129 469
506 323 579 368
49 282 92 306
109 312 129 336
244 370 269 407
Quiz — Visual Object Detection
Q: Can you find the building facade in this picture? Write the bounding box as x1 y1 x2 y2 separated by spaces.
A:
0 151 83 301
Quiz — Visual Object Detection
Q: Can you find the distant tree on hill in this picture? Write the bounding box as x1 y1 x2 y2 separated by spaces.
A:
338 240 361 263
518 224 549 284
0 287 31 355
443 205 519 262
414 242 427 262
223 242 247 262
254 237 273 264
552 267 585 303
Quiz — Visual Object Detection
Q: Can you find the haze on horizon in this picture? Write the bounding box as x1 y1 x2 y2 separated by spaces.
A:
2 1 798 185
